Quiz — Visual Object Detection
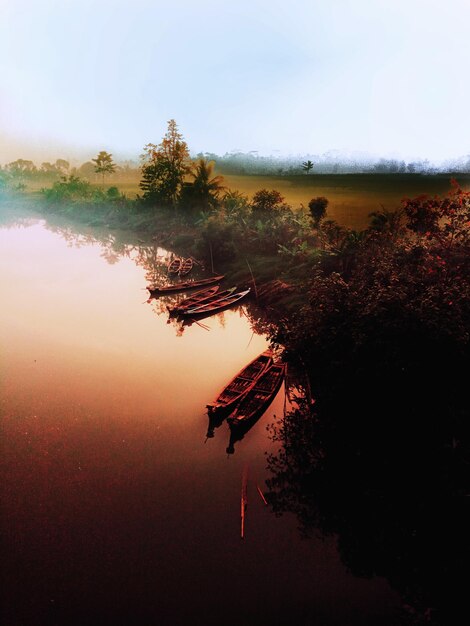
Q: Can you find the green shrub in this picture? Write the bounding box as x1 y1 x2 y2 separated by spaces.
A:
41 175 93 203
196 214 239 262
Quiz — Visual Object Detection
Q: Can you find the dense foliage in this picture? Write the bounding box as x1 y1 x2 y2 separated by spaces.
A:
179 159 225 212
264 183 470 623
139 120 190 207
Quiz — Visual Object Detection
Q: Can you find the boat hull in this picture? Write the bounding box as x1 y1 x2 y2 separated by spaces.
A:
181 288 250 318
167 258 182 274
168 286 220 315
178 258 193 276
227 363 286 429
147 275 224 296
207 350 273 415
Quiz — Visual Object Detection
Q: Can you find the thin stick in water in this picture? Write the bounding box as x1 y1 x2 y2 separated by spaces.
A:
245 257 258 299
193 319 211 331
256 484 268 506
241 466 248 539
209 241 215 274
245 331 255 349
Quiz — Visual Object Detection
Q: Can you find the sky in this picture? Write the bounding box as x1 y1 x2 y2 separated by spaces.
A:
1 0 469 164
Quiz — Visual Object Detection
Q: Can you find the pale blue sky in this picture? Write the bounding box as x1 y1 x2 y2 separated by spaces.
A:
1 0 469 163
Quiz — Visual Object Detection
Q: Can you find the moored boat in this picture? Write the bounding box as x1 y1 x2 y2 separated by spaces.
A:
167 257 182 274
178 257 193 276
170 286 237 316
169 285 220 315
181 288 250 318
147 275 224 297
227 362 286 429
207 350 274 415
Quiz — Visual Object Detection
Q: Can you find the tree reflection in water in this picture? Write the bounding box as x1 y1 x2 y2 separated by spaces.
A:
266 345 468 625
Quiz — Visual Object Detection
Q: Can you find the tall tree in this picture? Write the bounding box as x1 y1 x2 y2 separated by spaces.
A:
140 119 190 207
92 151 116 186
302 160 314 174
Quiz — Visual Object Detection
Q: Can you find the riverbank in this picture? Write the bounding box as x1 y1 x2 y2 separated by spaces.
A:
0 191 306 309
12 171 470 230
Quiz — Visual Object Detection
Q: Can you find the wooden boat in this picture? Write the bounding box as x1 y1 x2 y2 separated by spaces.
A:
170 286 237 316
147 275 224 297
207 350 273 415
167 257 182 274
182 288 251 318
169 285 220 315
178 257 193 276
227 362 286 429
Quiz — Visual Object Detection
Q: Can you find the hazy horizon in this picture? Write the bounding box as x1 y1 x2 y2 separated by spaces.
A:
1 0 469 165
1 137 468 171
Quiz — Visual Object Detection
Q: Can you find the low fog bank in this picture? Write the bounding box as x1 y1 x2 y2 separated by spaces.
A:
2 151 470 180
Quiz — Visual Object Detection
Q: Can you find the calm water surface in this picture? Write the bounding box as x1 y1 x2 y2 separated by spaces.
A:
1 212 399 625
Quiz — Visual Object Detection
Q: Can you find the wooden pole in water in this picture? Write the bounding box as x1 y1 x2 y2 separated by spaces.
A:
245 257 258 299
241 466 248 539
209 241 215 274
256 484 268 506
241 492 246 539
298 355 314 406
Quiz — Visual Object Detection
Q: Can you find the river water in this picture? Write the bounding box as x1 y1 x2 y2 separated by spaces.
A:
0 208 399 625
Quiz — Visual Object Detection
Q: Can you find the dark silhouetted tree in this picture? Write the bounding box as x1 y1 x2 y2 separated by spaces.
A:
251 189 285 214
180 159 225 211
302 160 314 174
308 196 329 226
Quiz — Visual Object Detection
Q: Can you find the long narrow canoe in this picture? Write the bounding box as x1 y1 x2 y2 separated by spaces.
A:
168 285 220 315
147 275 224 297
167 258 182 274
170 286 237 316
182 288 251 317
207 350 273 415
178 257 193 276
227 362 286 429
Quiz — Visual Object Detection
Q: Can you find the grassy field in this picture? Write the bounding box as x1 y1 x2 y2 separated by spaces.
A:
27 172 470 230
111 172 470 229
223 173 470 229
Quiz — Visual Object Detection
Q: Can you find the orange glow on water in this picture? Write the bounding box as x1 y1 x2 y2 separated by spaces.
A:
0 217 398 625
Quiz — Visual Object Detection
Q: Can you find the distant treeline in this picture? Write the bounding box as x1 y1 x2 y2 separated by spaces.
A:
0 158 138 186
198 151 470 175
2 152 470 186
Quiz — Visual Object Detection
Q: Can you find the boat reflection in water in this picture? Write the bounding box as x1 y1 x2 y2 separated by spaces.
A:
205 410 226 440
147 273 225 297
